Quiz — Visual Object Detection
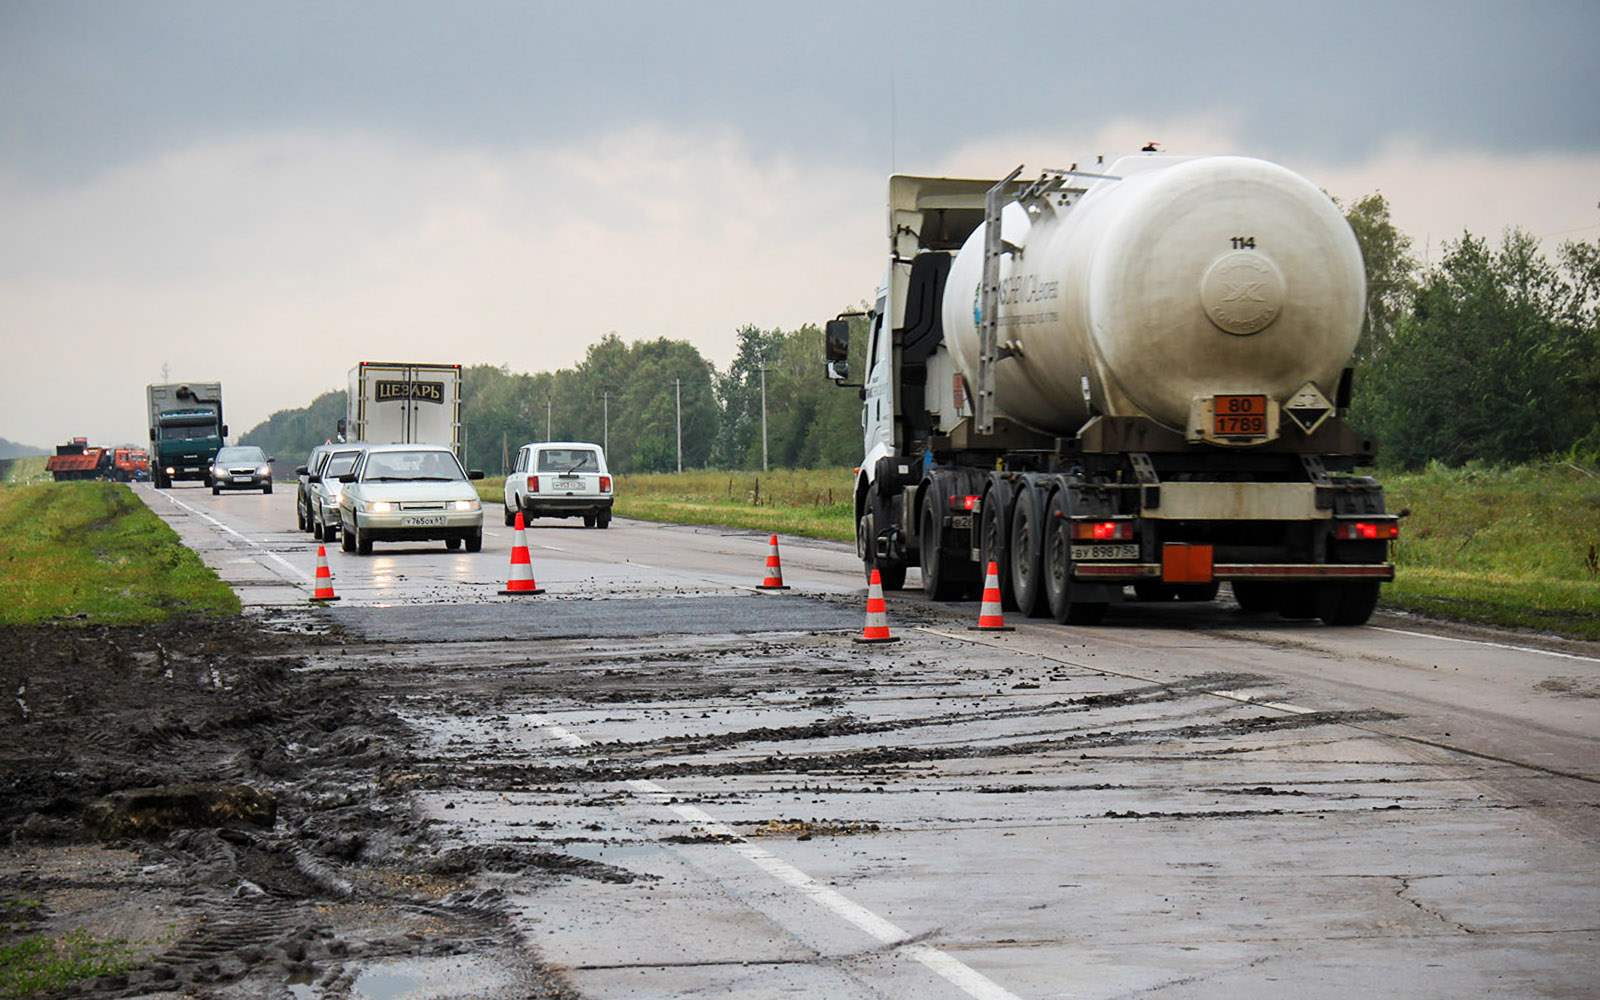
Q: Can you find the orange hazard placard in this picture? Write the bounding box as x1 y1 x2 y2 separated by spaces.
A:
1213 394 1267 436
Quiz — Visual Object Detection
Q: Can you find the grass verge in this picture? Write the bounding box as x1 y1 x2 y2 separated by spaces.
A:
0 482 240 625
0 931 141 998
480 461 1600 639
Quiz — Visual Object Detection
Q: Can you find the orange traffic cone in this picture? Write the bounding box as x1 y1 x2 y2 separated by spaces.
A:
853 568 899 644
309 545 340 602
969 561 1014 631
498 512 545 596
756 534 790 590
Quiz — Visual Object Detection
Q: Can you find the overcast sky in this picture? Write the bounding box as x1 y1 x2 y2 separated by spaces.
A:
3 0 1597 447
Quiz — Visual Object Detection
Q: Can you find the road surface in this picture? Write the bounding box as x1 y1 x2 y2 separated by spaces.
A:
139 481 1600 999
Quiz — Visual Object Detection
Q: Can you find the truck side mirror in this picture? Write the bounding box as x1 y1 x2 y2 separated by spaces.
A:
221 425 229 438
824 319 850 362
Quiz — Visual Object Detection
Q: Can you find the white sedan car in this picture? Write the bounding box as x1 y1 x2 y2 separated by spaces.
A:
502 441 613 528
337 444 485 555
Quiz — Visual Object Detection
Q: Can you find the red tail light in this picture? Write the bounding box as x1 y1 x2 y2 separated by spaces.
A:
526 475 539 492
947 494 980 511
599 476 611 492
1071 520 1133 541
1336 520 1399 540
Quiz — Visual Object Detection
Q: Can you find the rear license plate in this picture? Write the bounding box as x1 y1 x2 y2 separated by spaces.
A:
1072 543 1139 561
402 516 445 526
1213 394 1268 435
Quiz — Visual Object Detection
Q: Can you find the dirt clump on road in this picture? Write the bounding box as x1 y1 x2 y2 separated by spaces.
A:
0 616 578 999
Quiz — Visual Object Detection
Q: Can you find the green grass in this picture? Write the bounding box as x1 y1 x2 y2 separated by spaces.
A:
1380 461 1600 637
477 468 857 541
480 461 1600 639
0 930 142 997
0 482 240 624
0 456 49 485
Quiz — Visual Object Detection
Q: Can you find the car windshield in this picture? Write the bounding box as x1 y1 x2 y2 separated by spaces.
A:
324 451 363 478
537 449 600 473
216 447 265 463
362 450 465 481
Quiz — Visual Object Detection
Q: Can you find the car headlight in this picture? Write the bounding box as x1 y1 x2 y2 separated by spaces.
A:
214 470 230 480
332 490 343 503
364 500 394 513
257 464 271 476
453 499 480 512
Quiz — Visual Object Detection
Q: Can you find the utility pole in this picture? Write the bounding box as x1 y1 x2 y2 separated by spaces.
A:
759 354 769 472
546 396 552 442
674 377 683 473
600 388 611 456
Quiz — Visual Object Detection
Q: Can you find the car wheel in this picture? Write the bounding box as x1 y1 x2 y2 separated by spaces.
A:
264 483 272 495
356 523 372 555
504 505 515 527
465 529 483 553
583 513 597 528
297 501 307 531
312 518 324 541
445 537 462 550
212 484 220 495
596 510 610 529
341 515 356 552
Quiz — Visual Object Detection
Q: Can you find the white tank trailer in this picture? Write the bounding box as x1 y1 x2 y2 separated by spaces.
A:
825 152 1397 626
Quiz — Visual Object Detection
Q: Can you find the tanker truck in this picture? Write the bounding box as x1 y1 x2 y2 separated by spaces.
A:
825 152 1396 626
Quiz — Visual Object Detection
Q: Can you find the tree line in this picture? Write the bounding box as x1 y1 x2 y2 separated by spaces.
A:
243 198 1600 474
241 324 868 475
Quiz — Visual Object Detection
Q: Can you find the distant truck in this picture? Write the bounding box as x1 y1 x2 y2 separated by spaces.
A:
147 383 227 489
111 448 149 482
45 439 112 481
343 362 463 455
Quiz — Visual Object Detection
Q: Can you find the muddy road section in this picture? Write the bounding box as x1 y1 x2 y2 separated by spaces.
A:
2 484 1596 999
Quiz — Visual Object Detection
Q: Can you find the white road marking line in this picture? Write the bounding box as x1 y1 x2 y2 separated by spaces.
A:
149 490 303 581
527 713 1023 1000
1371 626 1600 664
1207 690 1316 715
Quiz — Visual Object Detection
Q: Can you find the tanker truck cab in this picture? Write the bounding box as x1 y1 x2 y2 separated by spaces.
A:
829 153 1397 627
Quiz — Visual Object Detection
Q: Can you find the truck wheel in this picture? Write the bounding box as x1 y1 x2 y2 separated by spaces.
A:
979 481 1017 610
1279 585 1318 620
919 499 960 601
1317 581 1380 626
1008 487 1047 617
1231 581 1279 613
465 529 483 552
1044 491 1106 626
859 510 907 590
341 516 356 553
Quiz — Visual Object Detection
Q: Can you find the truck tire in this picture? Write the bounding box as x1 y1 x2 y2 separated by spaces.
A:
1044 490 1106 626
919 497 961 601
979 480 1016 611
1008 487 1047 618
858 509 907 591
1317 581 1380 626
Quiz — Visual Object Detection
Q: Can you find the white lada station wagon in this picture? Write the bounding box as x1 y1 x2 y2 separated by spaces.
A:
503 441 613 528
337 443 485 554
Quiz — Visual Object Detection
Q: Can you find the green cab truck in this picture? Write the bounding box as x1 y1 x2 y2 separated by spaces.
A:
147 382 227 489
